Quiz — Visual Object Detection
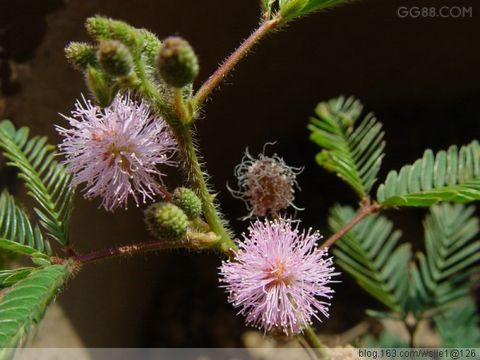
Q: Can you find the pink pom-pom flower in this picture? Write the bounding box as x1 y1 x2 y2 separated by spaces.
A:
219 217 337 335
56 93 177 211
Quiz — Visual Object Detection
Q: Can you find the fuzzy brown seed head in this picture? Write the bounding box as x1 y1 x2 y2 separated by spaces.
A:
245 158 295 217
230 147 302 218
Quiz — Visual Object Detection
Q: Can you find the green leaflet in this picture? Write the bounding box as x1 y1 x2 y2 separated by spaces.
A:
262 0 277 14
279 0 350 22
329 205 410 314
434 297 480 348
0 120 74 245
330 203 479 319
309 96 385 199
377 141 480 207
0 264 71 357
0 268 34 289
360 328 408 348
0 191 51 258
410 204 480 315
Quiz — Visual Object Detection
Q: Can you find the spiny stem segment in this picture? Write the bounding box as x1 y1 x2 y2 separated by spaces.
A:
173 88 189 123
134 68 237 253
73 231 219 265
321 199 381 249
193 17 281 108
121 16 283 255
175 127 237 252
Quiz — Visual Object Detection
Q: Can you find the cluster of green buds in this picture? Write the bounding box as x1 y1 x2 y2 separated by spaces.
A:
64 16 199 113
144 187 203 240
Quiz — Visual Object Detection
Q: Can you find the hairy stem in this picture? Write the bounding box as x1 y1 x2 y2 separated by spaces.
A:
134 18 286 255
321 200 381 249
73 231 219 265
194 17 281 107
173 88 189 122
302 326 328 359
175 127 237 252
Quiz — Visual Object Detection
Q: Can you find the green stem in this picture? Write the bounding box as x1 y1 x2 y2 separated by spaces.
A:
302 326 328 359
173 88 189 122
131 54 236 253
175 127 237 252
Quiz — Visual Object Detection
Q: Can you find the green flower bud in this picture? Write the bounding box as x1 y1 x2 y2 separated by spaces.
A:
65 42 97 71
86 16 139 49
157 37 199 88
97 40 133 77
138 29 162 69
85 65 116 107
145 202 188 240
173 187 202 219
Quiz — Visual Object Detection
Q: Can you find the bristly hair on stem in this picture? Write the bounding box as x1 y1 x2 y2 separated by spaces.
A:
72 231 220 265
193 17 281 108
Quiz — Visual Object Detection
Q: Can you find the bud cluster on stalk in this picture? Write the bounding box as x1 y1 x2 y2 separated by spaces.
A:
64 16 199 113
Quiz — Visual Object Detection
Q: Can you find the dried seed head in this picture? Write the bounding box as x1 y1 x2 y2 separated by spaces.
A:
229 145 303 218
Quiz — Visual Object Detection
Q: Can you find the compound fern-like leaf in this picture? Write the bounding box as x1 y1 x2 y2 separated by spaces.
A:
0 191 51 258
377 141 480 207
329 205 410 314
309 96 385 199
410 204 479 314
0 264 71 358
0 120 74 245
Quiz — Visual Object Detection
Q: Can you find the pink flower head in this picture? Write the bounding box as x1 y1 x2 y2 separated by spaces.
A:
56 93 177 211
229 145 303 218
219 218 337 335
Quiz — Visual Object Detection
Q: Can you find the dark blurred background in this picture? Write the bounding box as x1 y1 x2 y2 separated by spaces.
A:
0 0 479 347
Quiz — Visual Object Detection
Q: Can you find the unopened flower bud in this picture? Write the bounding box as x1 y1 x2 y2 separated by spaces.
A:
138 29 162 69
97 40 133 77
157 37 199 88
86 16 138 48
65 42 97 71
173 187 202 219
145 202 188 240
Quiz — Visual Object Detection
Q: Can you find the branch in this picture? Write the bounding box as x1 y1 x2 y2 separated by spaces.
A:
321 200 381 249
72 231 219 265
193 17 281 107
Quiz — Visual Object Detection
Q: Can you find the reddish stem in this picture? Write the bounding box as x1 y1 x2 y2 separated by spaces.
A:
194 18 280 107
321 200 381 249
73 236 214 265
